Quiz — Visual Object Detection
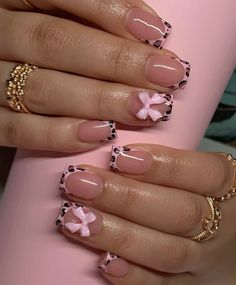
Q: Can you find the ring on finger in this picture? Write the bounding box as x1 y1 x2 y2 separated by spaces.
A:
6 63 38 114
190 197 221 242
216 154 236 202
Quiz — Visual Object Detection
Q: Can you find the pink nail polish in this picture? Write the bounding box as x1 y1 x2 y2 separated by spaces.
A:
146 54 191 90
98 252 129 277
59 165 103 200
125 7 172 48
77 121 117 143
56 201 102 237
110 146 152 175
127 91 173 122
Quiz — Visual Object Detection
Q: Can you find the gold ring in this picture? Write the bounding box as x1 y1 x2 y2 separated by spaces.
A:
216 154 236 202
191 197 221 242
6 63 38 114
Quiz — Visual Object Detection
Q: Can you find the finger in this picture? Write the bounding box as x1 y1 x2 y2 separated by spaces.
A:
0 107 117 152
0 10 190 91
0 61 174 126
59 165 209 238
98 252 193 285
56 201 200 273
109 144 235 198
3 0 172 50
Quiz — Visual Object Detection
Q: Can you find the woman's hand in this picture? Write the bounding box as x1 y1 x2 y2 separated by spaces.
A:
57 144 236 285
0 0 190 152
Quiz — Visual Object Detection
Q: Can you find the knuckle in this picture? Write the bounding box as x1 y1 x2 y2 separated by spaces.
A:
110 227 133 253
30 20 71 61
5 116 20 146
178 197 203 235
109 44 135 75
120 183 139 214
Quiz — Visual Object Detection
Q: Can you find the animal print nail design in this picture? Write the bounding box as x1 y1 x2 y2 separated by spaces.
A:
59 165 86 193
107 121 117 141
136 92 173 121
110 146 132 171
98 252 120 272
144 19 172 49
169 58 191 90
56 201 96 237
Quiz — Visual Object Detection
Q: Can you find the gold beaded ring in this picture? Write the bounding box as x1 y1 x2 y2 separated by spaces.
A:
6 63 38 114
190 197 222 242
216 153 236 202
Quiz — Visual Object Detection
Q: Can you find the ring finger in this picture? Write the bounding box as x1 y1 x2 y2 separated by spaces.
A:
0 9 190 91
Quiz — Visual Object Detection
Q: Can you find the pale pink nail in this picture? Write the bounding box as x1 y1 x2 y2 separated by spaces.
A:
98 252 129 277
59 165 103 200
77 121 117 143
125 7 172 48
146 54 191 90
110 146 152 175
127 91 173 122
56 201 102 237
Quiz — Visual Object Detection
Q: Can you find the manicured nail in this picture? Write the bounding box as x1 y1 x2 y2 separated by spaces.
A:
110 146 152 175
125 7 172 49
146 54 191 90
127 91 173 122
56 201 102 237
77 120 117 143
98 252 129 277
59 165 103 200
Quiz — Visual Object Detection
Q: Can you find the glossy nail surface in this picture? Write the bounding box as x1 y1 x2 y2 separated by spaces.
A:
128 91 173 122
98 252 129 277
59 165 103 200
126 8 171 48
56 201 102 237
77 121 117 143
110 146 152 174
146 55 191 90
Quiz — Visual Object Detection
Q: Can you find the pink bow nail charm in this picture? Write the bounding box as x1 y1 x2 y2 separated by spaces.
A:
136 92 167 121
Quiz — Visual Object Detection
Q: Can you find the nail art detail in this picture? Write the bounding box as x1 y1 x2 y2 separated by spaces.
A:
107 121 117 141
98 252 120 272
110 146 132 171
144 19 172 49
136 92 173 121
56 201 96 237
59 165 86 193
169 58 191 90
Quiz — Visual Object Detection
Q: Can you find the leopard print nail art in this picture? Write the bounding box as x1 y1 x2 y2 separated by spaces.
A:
144 19 172 49
161 93 173 121
168 58 191 90
110 146 132 171
107 121 117 141
98 252 120 272
59 165 86 193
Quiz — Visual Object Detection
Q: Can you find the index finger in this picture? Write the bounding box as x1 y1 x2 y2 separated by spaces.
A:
110 144 236 198
4 0 172 49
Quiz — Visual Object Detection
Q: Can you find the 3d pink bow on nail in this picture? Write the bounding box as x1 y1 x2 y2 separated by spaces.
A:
65 207 96 237
136 92 166 121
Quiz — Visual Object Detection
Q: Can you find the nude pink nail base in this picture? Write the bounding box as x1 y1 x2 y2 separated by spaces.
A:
59 165 86 193
98 252 120 272
144 18 172 49
129 92 173 122
170 58 191 90
56 201 97 237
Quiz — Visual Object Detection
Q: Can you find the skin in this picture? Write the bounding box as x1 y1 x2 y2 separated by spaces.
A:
60 144 236 285
0 0 176 152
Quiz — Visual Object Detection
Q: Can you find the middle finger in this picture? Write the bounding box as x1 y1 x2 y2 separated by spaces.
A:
0 9 190 91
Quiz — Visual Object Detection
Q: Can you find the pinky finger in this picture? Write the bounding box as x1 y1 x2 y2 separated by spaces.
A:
0 107 117 152
98 252 193 285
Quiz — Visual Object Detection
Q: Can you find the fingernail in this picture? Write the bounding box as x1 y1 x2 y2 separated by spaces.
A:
77 121 117 143
59 165 103 200
146 55 191 90
56 201 102 237
98 252 129 277
125 7 172 49
110 146 152 174
127 91 173 122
